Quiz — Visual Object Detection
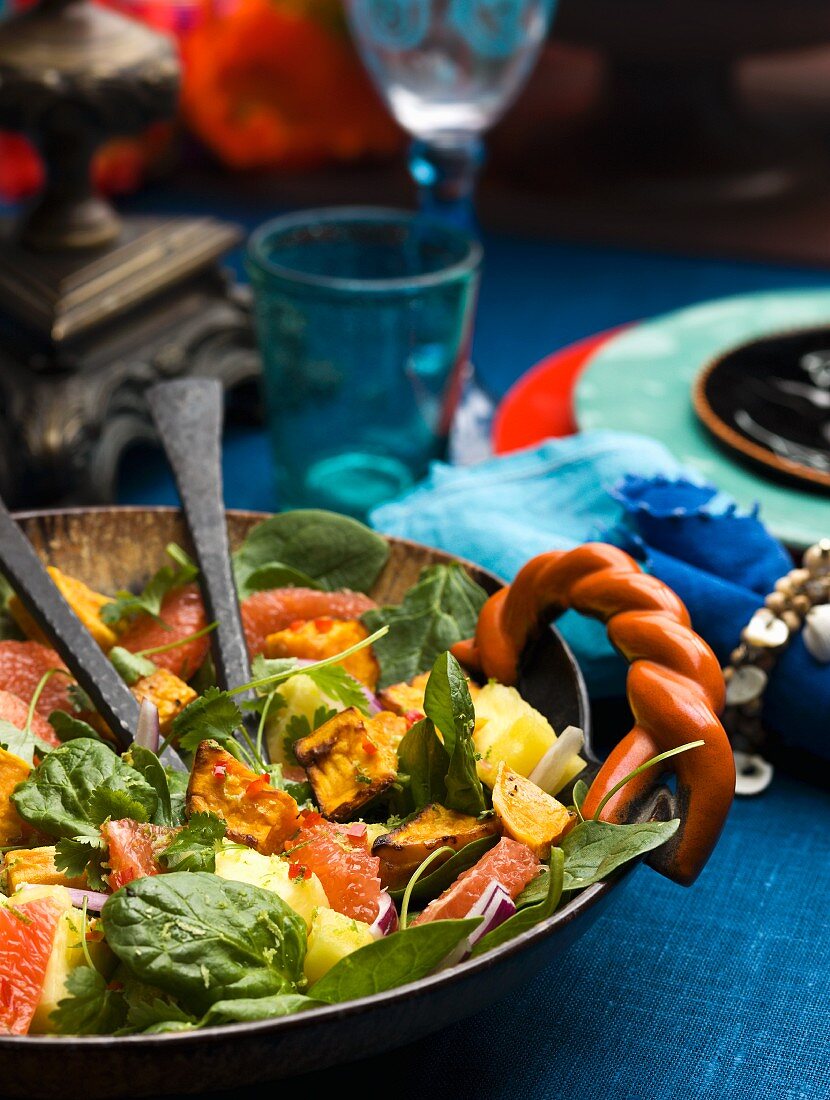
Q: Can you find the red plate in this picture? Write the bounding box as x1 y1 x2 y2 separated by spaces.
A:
491 328 623 455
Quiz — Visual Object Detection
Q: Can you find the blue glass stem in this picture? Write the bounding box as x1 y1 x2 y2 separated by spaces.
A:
409 134 485 232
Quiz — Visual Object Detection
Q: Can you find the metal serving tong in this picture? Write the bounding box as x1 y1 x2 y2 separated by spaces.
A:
0 497 185 769
146 378 263 757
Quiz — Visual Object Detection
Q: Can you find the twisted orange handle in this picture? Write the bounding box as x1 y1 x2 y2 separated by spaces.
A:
453 543 734 886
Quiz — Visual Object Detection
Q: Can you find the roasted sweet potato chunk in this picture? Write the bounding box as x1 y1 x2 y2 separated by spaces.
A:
186 740 299 855
1 845 87 894
10 567 119 651
265 618 379 689
492 762 576 858
377 672 431 718
131 668 197 734
0 746 31 846
293 707 400 822
372 803 502 891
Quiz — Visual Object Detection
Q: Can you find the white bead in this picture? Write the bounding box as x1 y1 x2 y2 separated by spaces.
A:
742 608 790 650
733 752 774 796
725 665 767 706
803 603 830 663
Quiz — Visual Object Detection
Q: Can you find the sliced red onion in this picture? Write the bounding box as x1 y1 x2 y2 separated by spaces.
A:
370 891 399 939
437 881 517 970
67 888 110 912
135 698 161 753
358 685 382 716
529 725 585 794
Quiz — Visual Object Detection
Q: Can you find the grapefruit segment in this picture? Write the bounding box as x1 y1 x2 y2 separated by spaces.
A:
103 818 179 891
118 584 209 680
0 642 73 717
286 811 382 924
0 893 66 1035
413 837 541 925
0 688 59 747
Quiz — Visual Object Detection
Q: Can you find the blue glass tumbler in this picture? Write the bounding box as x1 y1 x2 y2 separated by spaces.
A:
247 207 482 518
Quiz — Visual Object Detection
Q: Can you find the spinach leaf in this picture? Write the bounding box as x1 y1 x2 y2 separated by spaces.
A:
100 543 198 625
423 652 485 816
199 994 323 1026
572 779 589 819
54 835 108 890
166 767 189 823
310 919 480 1004
125 745 174 827
233 510 389 599
11 739 158 839
471 848 564 957
389 833 499 903
561 819 680 891
51 967 127 1035
109 647 157 686
48 711 106 745
172 687 244 755
396 718 448 811
362 564 487 689
159 812 226 872
243 564 323 594
102 872 307 1015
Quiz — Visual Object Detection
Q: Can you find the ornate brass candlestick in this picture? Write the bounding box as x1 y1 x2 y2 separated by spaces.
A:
0 0 260 505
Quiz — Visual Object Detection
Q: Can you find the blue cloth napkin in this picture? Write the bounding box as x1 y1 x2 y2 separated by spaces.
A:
371 431 829 761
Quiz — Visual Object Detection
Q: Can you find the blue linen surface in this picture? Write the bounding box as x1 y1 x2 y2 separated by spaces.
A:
112 191 830 1100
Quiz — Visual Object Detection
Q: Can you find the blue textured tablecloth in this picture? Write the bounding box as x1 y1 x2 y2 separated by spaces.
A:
116 183 830 1100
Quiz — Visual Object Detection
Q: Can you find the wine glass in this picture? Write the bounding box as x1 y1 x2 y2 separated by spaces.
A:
345 0 557 229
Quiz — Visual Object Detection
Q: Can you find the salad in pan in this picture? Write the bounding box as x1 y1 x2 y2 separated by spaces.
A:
0 512 687 1037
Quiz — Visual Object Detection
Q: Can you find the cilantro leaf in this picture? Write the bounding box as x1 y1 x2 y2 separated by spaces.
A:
362 564 488 689
159 812 226 873
0 717 38 765
125 994 197 1033
51 966 126 1035
100 543 198 625
87 785 152 827
304 664 370 713
54 835 107 880
171 687 244 755
108 647 157 686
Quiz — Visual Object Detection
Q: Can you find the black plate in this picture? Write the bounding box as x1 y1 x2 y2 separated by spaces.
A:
694 326 830 492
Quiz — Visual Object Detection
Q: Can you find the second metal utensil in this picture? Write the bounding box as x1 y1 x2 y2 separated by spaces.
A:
146 378 264 757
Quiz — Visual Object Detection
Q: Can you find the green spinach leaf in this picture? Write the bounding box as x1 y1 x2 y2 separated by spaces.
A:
102 872 307 1015
159 812 226 872
48 711 106 744
12 739 158 839
471 848 564 957
362 564 487 689
310 918 480 1004
423 652 485 816
389 833 499 903
233 510 389 599
125 745 174 826
572 779 589 819
51 967 127 1035
100 543 198 625
200 994 323 1026
396 718 448 811
243 563 323 594
561 818 680 890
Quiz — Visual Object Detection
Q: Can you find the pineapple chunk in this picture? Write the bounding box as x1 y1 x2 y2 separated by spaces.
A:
131 668 197 734
293 708 403 821
2 845 87 894
186 740 299 855
2 886 111 1034
10 567 119 651
492 762 576 859
304 906 374 985
473 683 585 793
0 745 31 846
214 841 328 928
265 619 379 689
265 673 341 765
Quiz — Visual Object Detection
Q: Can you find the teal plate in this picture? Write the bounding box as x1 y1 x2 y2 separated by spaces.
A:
574 288 830 549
